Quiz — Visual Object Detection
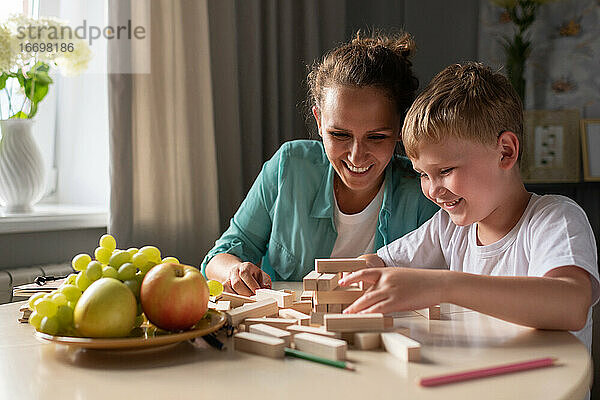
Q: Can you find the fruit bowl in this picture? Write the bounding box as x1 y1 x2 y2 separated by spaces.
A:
34 309 226 350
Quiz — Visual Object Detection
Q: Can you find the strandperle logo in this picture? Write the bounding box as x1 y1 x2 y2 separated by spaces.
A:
16 19 147 46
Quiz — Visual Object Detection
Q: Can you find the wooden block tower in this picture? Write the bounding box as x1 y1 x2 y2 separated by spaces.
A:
302 258 368 323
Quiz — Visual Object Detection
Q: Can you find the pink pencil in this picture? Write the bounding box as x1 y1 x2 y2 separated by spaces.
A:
419 357 557 387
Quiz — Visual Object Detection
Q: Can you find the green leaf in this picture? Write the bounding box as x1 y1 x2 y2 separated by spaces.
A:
16 69 25 88
27 62 53 86
0 74 8 91
22 62 53 119
9 111 28 119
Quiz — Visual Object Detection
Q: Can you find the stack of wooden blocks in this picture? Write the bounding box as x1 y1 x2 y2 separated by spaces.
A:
212 258 437 364
303 258 368 324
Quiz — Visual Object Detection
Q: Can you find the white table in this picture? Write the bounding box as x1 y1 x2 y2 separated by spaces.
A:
0 282 591 399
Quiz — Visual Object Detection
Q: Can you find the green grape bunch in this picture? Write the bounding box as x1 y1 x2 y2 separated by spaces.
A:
28 234 225 337
28 234 186 336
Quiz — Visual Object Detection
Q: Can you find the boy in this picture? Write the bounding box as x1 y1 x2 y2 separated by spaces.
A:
340 62 599 350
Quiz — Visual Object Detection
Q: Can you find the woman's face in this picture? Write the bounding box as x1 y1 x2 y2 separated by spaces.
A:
313 85 400 202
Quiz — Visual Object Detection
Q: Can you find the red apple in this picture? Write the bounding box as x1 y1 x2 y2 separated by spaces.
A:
140 263 209 331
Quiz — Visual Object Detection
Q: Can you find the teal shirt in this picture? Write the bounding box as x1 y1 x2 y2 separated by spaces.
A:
201 140 438 281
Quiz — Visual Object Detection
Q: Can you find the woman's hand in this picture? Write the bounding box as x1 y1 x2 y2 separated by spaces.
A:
339 267 445 314
223 262 272 296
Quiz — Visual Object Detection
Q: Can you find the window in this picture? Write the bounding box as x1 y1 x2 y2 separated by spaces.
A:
1 0 109 211
1 0 108 231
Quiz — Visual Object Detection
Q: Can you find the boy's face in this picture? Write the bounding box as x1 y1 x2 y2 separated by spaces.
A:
411 136 505 227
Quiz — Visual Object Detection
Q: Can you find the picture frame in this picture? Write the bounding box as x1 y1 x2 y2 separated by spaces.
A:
581 119 600 182
521 109 581 183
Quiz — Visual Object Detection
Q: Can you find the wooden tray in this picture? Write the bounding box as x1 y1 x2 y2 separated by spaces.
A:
34 309 226 350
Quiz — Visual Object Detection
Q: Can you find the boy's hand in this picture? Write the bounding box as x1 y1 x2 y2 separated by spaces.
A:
349 253 386 289
357 253 386 268
339 267 444 314
223 262 272 296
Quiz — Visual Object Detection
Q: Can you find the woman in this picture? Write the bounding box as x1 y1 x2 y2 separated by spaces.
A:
202 32 438 295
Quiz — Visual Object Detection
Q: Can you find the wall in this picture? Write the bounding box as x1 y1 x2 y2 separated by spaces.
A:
0 228 106 270
478 0 600 117
345 0 480 88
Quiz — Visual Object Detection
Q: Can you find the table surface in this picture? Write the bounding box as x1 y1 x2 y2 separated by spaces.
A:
0 282 592 400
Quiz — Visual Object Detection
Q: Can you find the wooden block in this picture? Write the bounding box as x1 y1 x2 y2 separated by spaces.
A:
314 304 327 312
390 310 422 319
278 309 310 325
395 327 411 337
233 332 285 358
281 289 296 300
324 313 392 332
208 301 231 312
254 288 294 308
288 300 312 315
314 287 364 305
340 332 355 344
415 305 441 320
249 323 292 347
328 304 342 313
225 299 279 326
310 311 325 325
354 332 381 350
303 271 321 291
314 258 367 273
293 333 347 361
300 291 313 302
380 332 421 362
220 292 256 308
286 324 341 339
317 272 341 291
244 317 299 330
214 301 231 311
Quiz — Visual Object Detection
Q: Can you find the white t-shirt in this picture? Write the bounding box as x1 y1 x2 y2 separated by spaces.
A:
377 193 600 350
330 182 384 258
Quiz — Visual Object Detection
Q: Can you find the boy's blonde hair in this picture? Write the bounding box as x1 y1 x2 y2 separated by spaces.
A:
402 62 523 161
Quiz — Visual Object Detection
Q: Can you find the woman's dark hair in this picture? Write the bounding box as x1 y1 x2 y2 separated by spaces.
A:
307 31 419 121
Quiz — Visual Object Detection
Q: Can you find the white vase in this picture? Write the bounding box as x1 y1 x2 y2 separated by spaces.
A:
0 119 46 213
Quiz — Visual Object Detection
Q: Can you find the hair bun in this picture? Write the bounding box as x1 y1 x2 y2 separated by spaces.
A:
387 32 416 59
307 29 419 122
351 30 416 59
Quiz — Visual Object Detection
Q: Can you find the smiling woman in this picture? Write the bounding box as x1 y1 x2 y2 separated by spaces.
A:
202 32 438 295
314 86 400 215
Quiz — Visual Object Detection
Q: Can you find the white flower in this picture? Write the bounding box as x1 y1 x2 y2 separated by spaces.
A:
0 24 16 73
55 38 93 75
3 14 92 75
5 14 34 67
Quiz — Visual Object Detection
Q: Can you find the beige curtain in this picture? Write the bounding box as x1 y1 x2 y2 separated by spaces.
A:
207 0 346 229
108 0 220 265
108 0 346 265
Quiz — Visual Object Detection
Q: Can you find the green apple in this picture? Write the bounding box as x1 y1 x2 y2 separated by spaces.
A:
73 278 137 337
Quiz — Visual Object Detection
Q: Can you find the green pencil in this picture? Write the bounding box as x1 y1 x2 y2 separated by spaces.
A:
284 347 355 371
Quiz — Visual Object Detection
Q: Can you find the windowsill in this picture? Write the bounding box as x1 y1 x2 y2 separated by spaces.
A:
0 204 108 234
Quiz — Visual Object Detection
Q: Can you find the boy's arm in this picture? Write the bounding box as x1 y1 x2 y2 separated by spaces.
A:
341 264 592 331
445 265 592 331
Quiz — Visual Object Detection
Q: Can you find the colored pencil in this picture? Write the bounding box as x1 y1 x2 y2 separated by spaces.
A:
284 348 355 371
419 357 557 387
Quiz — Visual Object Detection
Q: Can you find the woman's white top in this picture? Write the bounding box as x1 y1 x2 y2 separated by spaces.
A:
330 182 385 258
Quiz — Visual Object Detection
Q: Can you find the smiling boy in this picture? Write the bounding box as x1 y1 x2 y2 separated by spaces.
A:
340 62 599 350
